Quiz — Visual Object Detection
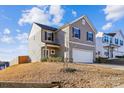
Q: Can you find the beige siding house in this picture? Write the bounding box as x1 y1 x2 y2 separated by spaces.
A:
28 15 97 63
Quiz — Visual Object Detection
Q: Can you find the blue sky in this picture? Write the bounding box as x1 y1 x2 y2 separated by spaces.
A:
0 5 124 61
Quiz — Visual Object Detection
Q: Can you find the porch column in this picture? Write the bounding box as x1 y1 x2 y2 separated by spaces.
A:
108 47 109 58
45 43 47 58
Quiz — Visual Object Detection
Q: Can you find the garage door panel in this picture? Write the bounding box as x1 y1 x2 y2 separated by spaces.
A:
72 48 93 63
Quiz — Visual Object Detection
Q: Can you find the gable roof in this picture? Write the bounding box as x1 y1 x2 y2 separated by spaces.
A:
34 23 58 31
104 33 116 37
114 30 124 39
59 15 97 33
31 15 97 34
103 30 124 39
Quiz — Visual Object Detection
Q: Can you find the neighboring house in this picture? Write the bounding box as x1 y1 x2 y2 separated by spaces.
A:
0 61 9 70
28 15 97 63
96 30 124 58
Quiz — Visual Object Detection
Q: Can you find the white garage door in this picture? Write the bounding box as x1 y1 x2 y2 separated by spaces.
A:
72 48 93 63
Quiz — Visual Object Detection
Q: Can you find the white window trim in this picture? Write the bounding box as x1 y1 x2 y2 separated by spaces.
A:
87 32 93 42
45 31 55 42
69 41 95 47
72 27 80 39
51 49 55 55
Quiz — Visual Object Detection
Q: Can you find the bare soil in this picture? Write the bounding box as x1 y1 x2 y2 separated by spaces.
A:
0 62 124 88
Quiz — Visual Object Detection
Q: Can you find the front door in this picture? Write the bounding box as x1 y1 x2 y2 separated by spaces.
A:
43 49 49 57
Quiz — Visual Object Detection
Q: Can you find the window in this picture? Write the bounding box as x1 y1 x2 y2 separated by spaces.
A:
51 49 55 55
115 38 118 44
98 51 100 55
45 31 54 41
87 32 93 41
120 40 123 46
102 36 109 43
104 52 109 56
72 27 80 39
110 37 112 43
82 19 86 25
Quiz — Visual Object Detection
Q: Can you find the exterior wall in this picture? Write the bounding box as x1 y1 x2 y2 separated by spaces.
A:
56 30 65 58
70 17 95 45
60 26 70 59
96 37 107 57
41 29 59 44
113 31 124 57
41 47 60 57
28 23 45 62
69 17 96 62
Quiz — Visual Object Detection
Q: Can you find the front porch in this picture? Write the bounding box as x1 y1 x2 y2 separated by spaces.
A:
41 43 60 59
103 44 120 58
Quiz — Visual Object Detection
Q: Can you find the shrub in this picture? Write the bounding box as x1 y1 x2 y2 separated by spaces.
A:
41 57 48 62
41 57 63 62
61 67 77 73
96 57 108 63
116 55 124 58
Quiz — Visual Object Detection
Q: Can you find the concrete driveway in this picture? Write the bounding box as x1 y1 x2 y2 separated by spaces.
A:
94 63 124 71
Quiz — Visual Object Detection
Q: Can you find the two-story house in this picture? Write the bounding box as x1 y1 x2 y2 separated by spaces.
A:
96 30 124 58
28 15 97 63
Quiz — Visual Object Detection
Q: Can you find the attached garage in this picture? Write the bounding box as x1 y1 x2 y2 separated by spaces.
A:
72 48 93 63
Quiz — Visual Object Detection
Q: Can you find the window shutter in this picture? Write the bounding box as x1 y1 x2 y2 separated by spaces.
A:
72 27 74 37
79 29 80 39
51 33 54 41
92 33 93 41
45 32 47 40
87 32 88 40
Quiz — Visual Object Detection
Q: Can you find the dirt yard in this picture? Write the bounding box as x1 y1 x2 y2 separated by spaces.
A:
0 62 124 88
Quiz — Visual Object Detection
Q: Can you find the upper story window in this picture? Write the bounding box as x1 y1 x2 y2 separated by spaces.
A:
82 19 86 25
110 37 112 43
72 27 80 39
115 38 118 44
103 36 109 43
87 32 93 41
120 40 123 46
45 31 54 41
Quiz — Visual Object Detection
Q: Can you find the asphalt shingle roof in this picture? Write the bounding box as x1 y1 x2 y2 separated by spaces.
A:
35 23 58 31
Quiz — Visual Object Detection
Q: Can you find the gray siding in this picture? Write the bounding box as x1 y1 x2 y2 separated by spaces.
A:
70 17 95 45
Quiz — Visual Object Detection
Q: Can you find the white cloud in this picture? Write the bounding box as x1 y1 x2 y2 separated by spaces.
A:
102 22 112 30
16 32 28 43
72 10 77 17
16 29 21 33
3 28 11 34
18 7 50 26
96 32 104 37
49 5 64 25
0 35 14 44
103 5 124 22
18 5 65 26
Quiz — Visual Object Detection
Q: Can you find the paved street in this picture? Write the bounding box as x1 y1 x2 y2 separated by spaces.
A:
94 63 124 70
